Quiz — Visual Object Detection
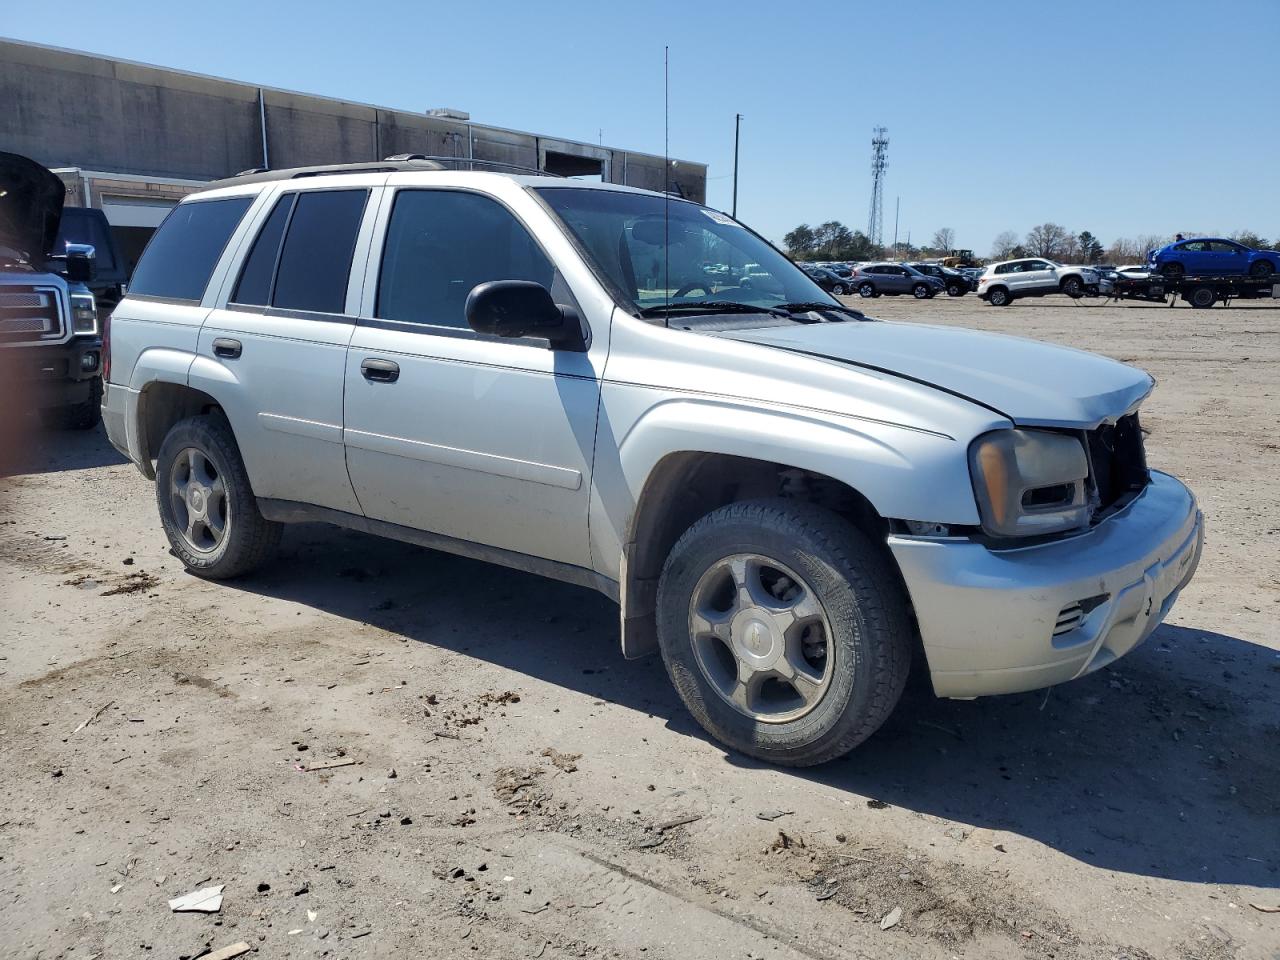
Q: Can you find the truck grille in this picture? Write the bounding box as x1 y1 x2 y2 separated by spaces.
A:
0 286 64 344
1087 413 1149 512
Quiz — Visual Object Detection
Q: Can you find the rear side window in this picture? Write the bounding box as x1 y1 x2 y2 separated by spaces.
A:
231 195 293 306
271 190 368 314
129 197 252 301
376 190 554 330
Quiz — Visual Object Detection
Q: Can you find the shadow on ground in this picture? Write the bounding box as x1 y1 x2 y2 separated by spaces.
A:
0 421 127 478
222 520 1280 891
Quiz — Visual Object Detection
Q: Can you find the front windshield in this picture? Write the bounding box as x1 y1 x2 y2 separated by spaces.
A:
535 187 835 316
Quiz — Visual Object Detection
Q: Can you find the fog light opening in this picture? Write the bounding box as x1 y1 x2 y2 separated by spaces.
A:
80 352 100 373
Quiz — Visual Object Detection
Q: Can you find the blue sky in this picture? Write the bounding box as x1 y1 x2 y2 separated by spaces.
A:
6 0 1279 252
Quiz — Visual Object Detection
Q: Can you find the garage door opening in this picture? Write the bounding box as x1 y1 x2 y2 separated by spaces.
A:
543 151 603 181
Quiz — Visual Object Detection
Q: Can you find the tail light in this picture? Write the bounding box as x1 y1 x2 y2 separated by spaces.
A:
102 311 112 382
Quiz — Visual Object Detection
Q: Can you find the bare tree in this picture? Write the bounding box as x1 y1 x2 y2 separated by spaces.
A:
931 227 956 252
1134 234 1169 260
990 230 1021 260
1025 223 1070 259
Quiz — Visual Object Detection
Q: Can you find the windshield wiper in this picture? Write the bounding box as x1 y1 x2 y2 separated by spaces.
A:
775 301 866 320
637 300 790 318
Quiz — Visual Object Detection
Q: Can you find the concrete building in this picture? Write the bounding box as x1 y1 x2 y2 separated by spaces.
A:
1 38 707 273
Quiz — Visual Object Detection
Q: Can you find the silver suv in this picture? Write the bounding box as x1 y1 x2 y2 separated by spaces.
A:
102 159 1203 766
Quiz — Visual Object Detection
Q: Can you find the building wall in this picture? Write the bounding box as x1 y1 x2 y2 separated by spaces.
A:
2 39 706 201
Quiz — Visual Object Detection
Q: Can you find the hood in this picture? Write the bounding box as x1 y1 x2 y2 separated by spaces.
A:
717 320 1153 429
0 152 65 261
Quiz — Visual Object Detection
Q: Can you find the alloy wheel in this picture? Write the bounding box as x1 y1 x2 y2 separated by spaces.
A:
688 554 834 723
169 446 228 554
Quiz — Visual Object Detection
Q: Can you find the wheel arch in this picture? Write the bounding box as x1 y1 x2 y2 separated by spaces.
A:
134 381 228 480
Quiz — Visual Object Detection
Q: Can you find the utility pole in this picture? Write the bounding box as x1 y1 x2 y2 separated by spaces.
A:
732 113 742 218
893 195 900 250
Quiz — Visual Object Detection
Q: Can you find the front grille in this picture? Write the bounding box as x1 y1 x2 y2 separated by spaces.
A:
1086 412 1149 512
0 286 64 344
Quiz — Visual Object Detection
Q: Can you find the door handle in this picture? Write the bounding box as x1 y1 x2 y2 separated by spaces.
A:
212 337 242 359
360 358 400 383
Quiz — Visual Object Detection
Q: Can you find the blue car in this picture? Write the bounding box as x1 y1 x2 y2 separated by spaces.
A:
1148 237 1278 279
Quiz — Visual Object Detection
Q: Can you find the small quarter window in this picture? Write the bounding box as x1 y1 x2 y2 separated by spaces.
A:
129 197 253 301
231 195 293 306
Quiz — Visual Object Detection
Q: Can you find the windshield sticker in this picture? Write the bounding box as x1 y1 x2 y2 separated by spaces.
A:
701 209 738 226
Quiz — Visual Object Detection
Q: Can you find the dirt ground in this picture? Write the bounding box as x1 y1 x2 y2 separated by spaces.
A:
2 295 1278 960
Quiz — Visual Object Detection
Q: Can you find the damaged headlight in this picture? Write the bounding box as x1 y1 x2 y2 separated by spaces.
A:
969 429 1090 538
70 291 98 336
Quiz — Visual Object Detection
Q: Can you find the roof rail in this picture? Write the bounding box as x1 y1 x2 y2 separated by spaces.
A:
382 154 563 177
205 158 447 189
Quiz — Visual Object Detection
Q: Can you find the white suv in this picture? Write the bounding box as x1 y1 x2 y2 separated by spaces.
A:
978 258 1105 306
102 158 1203 766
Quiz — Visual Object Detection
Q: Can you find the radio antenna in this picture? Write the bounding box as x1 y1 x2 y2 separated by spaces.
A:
663 44 670 325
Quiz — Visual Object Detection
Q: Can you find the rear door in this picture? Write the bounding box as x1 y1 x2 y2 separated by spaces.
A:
193 180 378 514
342 184 602 568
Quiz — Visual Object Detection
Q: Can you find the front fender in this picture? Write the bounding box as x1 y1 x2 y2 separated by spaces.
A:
589 390 982 585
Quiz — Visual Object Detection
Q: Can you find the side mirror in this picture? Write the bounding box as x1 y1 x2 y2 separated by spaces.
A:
465 280 585 351
64 243 96 283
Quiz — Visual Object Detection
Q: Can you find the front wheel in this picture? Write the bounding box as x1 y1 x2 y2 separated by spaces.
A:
41 377 102 431
1061 276 1084 298
656 499 913 767
946 282 965 297
155 414 282 579
1160 262 1184 280
832 282 846 296
857 282 877 298
1188 285 1216 309
912 283 932 299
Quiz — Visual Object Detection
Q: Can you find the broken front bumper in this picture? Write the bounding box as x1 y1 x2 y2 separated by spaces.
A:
889 470 1203 698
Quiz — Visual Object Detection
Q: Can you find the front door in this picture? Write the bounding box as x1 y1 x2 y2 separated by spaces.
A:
342 187 602 569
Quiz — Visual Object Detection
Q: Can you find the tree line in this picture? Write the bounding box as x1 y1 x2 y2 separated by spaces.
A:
784 220 1276 265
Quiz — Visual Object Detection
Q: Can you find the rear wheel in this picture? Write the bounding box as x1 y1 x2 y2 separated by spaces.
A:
987 286 1011 306
912 283 931 299
656 499 912 767
1188 285 1217 309
946 282 965 297
1249 259 1274 278
832 282 846 295
857 282 877 298
155 414 281 579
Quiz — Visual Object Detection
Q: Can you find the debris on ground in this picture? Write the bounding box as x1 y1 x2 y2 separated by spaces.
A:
100 571 160 596
540 747 581 773
880 907 902 930
656 814 702 832
756 809 793 822
168 883 225 913
866 799 889 810
71 701 113 735
1250 902 1280 913
301 758 357 772
202 942 250 960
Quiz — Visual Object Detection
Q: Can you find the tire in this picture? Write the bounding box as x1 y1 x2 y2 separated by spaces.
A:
1249 259 1274 278
987 286 1011 307
1085 284 1099 297
832 283 846 296
155 413 282 579
1160 262 1184 280
1188 285 1216 309
1061 275 1084 298
41 377 102 431
655 498 913 767
946 282 965 297
912 283 931 299
857 282 877 298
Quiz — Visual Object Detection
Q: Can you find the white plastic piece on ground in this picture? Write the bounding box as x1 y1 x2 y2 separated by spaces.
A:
168 883 225 912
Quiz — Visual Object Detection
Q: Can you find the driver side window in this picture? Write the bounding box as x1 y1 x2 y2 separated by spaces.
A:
376 190 555 329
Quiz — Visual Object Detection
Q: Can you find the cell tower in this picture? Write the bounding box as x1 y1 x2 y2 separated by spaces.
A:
868 127 889 247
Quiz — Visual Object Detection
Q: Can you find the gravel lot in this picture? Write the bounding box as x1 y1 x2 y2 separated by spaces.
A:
2 295 1277 960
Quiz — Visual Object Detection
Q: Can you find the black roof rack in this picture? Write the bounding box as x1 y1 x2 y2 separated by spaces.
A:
206 155 562 190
